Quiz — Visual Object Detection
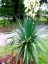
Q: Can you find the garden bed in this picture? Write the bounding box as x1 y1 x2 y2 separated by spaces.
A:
0 26 15 33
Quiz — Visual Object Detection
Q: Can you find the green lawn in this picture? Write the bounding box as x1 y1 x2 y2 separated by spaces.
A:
0 44 18 57
39 38 48 64
39 17 47 22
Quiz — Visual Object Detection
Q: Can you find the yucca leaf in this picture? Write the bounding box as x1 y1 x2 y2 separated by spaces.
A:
24 18 32 39
28 48 38 64
36 41 46 52
24 18 35 39
38 38 48 47
28 18 33 34
32 43 37 54
33 19 39 30
18 21 25 37
13 44 22 51
28 18 34 38
16 31 23 39
10 40 14 46
31 44 38 64
32 49 38 64
24 47 28 64
31 34 37 41
16 47 23 64
31 19 39 35
36 47 46 58
24 18 29 38
31 33 37 43
24 45 27 61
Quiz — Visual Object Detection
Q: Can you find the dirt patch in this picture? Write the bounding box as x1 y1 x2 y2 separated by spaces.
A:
0 26 16 33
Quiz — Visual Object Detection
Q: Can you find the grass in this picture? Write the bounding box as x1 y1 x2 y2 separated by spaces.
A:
39 38 48 64
0 38 48 64
0 44 18 57
39 17 47 22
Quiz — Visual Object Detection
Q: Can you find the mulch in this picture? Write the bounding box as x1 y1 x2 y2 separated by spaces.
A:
0 55 12 63
0 26 16 33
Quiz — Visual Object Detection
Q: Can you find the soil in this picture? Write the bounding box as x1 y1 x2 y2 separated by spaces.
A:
0 26 16 33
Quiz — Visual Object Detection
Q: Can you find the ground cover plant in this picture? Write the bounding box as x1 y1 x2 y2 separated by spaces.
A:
0 19 10 28
0 19 18 32
0 19 17 28
0 20 4 28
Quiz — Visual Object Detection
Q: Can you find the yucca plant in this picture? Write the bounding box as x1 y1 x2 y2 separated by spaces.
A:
9 17 47 64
